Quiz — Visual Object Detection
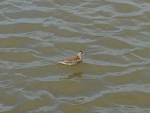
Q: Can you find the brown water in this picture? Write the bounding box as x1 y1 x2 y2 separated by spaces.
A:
0 0 150 113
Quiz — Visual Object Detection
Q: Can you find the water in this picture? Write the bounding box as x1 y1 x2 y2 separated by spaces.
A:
0 0 150 113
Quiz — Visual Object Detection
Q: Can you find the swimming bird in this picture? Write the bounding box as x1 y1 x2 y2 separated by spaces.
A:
59 51 86 65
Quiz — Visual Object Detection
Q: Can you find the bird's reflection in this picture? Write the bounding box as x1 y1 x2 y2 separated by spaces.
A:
62 72 83 79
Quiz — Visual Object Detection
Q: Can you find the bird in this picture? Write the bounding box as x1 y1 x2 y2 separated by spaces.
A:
59 51 86 65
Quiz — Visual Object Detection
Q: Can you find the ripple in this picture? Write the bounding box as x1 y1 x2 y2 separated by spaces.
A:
0 0 150 112
0 103 14 112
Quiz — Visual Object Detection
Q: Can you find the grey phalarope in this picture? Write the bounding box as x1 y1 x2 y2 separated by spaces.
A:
59 51 86 65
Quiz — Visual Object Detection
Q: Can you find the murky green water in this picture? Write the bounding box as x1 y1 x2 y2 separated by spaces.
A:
0 0 150 113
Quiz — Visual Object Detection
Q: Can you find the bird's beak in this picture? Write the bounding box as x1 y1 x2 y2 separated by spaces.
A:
82 53 86 55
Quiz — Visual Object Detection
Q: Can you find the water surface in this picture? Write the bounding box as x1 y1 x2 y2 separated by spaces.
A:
0 0 150 113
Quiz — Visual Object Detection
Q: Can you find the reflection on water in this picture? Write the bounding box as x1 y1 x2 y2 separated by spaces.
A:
64 72 83 79
0 0 150 112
